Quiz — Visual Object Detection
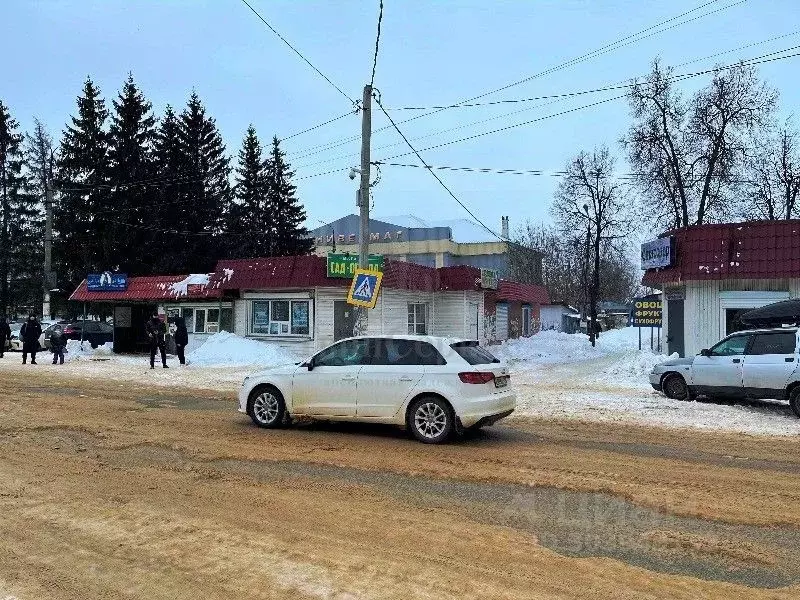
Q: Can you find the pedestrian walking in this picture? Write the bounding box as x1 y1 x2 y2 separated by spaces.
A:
0 317 10 358
174 316 188 366
21 314 42 365
50 324 67 365
146 312 168 369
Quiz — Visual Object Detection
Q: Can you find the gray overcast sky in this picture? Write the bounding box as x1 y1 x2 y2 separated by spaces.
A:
3 0 799 237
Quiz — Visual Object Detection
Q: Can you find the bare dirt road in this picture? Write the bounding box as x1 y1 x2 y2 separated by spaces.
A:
1 370 800 599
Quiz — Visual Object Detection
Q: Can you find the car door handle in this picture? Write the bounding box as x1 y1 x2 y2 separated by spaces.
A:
732 359 741 363
341 376 357 381
399 376 414 382
786 358 795 363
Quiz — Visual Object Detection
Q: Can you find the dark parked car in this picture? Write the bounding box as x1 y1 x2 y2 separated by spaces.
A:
62 321 114 348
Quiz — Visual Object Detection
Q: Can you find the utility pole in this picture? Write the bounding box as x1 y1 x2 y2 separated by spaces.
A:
354 84 372 336
43 182 54 320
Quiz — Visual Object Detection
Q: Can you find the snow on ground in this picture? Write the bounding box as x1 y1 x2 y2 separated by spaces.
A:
185 332 300 367
503 327 800 437
2 327 798 436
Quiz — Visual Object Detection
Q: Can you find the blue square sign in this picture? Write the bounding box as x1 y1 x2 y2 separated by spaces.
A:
347 269 383 309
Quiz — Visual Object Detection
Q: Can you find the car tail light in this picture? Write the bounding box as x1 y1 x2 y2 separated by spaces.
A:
459 371 495 384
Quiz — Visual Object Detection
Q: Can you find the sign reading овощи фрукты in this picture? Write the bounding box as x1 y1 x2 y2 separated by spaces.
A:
632 295 662 327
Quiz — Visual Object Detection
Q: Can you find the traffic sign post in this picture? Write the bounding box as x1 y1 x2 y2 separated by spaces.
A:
347 268 383 309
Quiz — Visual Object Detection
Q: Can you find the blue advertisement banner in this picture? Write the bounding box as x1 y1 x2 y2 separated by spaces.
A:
87 272 128 292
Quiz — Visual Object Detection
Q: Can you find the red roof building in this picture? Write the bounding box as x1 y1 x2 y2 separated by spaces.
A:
641 220 800 357
67 255 549 354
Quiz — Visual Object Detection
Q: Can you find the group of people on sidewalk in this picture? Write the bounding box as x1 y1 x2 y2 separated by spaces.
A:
0 315 67 365
146 312 188 369
0 312 189 369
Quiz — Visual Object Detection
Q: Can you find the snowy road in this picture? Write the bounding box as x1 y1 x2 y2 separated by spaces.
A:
2 328 799 436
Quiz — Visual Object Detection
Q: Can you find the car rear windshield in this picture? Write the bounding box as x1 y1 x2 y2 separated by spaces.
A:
451 341 500 365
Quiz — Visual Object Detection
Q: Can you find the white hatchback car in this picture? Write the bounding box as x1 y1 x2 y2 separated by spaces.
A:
239 335 516 443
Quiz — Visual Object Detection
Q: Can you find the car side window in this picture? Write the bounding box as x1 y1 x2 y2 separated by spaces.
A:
374 339 446 366
747 332 797 355
710 335 751 356
313 339 372 367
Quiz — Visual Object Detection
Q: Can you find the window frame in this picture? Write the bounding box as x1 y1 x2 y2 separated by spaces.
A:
312 338 372 367
746 332 798 356
249 298 312 338
178 304 233 335
407 302 429 335
709 334 752 357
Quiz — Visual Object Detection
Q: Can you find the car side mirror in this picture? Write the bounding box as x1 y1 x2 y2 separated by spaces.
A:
306 360 314 371
700 349 711 357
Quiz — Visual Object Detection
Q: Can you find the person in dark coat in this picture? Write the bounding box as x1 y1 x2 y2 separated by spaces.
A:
21 314 42 365
146 313 168 369
0 317 10 358
173 316 189 366
50 324 67 365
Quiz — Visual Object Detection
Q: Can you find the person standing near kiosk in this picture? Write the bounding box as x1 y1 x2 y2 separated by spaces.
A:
146 312 168 369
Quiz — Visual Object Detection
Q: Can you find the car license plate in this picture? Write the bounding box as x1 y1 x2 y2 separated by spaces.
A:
495 376 509 388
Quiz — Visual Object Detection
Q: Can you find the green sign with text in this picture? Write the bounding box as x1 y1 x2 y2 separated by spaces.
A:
327 254 384 278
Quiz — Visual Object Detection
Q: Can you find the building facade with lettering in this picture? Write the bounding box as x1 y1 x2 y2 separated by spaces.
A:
642 220 800 357
309 214 541 282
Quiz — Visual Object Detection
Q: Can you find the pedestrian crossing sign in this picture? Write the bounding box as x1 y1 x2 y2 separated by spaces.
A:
347 268 383 309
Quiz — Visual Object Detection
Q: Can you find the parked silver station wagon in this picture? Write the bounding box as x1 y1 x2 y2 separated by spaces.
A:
650 327 800 417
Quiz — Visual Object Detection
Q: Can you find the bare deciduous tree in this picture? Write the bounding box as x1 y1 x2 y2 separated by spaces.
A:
551 147 632 346
624 60 777 229
743 123 800 220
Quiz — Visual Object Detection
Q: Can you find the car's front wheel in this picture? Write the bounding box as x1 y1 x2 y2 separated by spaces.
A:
247 386 286 428
789 387 800 418
407 396 454 444
662 373 690 401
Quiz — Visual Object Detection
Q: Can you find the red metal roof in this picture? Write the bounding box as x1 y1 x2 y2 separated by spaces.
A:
210 255 349 291
643 220 800 286
69 275 222 302
497 280 550 305
210 255 486 293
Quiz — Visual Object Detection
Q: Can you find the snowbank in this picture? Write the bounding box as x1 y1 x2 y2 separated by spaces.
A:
186 332 301 367
495 327 648 365
64 340 114 361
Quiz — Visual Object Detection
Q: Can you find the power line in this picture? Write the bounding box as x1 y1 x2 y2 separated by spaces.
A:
297 47 800 171
280 109 357 142
462 0 739 104
370 0 384 87
373 92 503 241
286 0 744 159
382 44 800 111
239 0 355 105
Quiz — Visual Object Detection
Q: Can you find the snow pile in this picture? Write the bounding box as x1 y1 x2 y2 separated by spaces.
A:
186 332 300 367
64 340 114 361
169 274 210 297
600 350 678 388
496 327 646 365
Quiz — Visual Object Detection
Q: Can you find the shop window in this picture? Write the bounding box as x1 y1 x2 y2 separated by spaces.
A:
408 303 428 335
251 300 311 336
180 307 231 334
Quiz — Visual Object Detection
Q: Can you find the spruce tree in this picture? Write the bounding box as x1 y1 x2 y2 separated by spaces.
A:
55 77 110 292
108 74 156 274
0 101 40 317
266 136 313 256
230 125 270 258
176 92 232 272
151 104 186 273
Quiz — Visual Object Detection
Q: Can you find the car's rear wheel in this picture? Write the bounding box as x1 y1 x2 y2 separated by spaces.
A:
662 373 690 401
407 396 454 444
789 387 800 418
247 386 286 428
